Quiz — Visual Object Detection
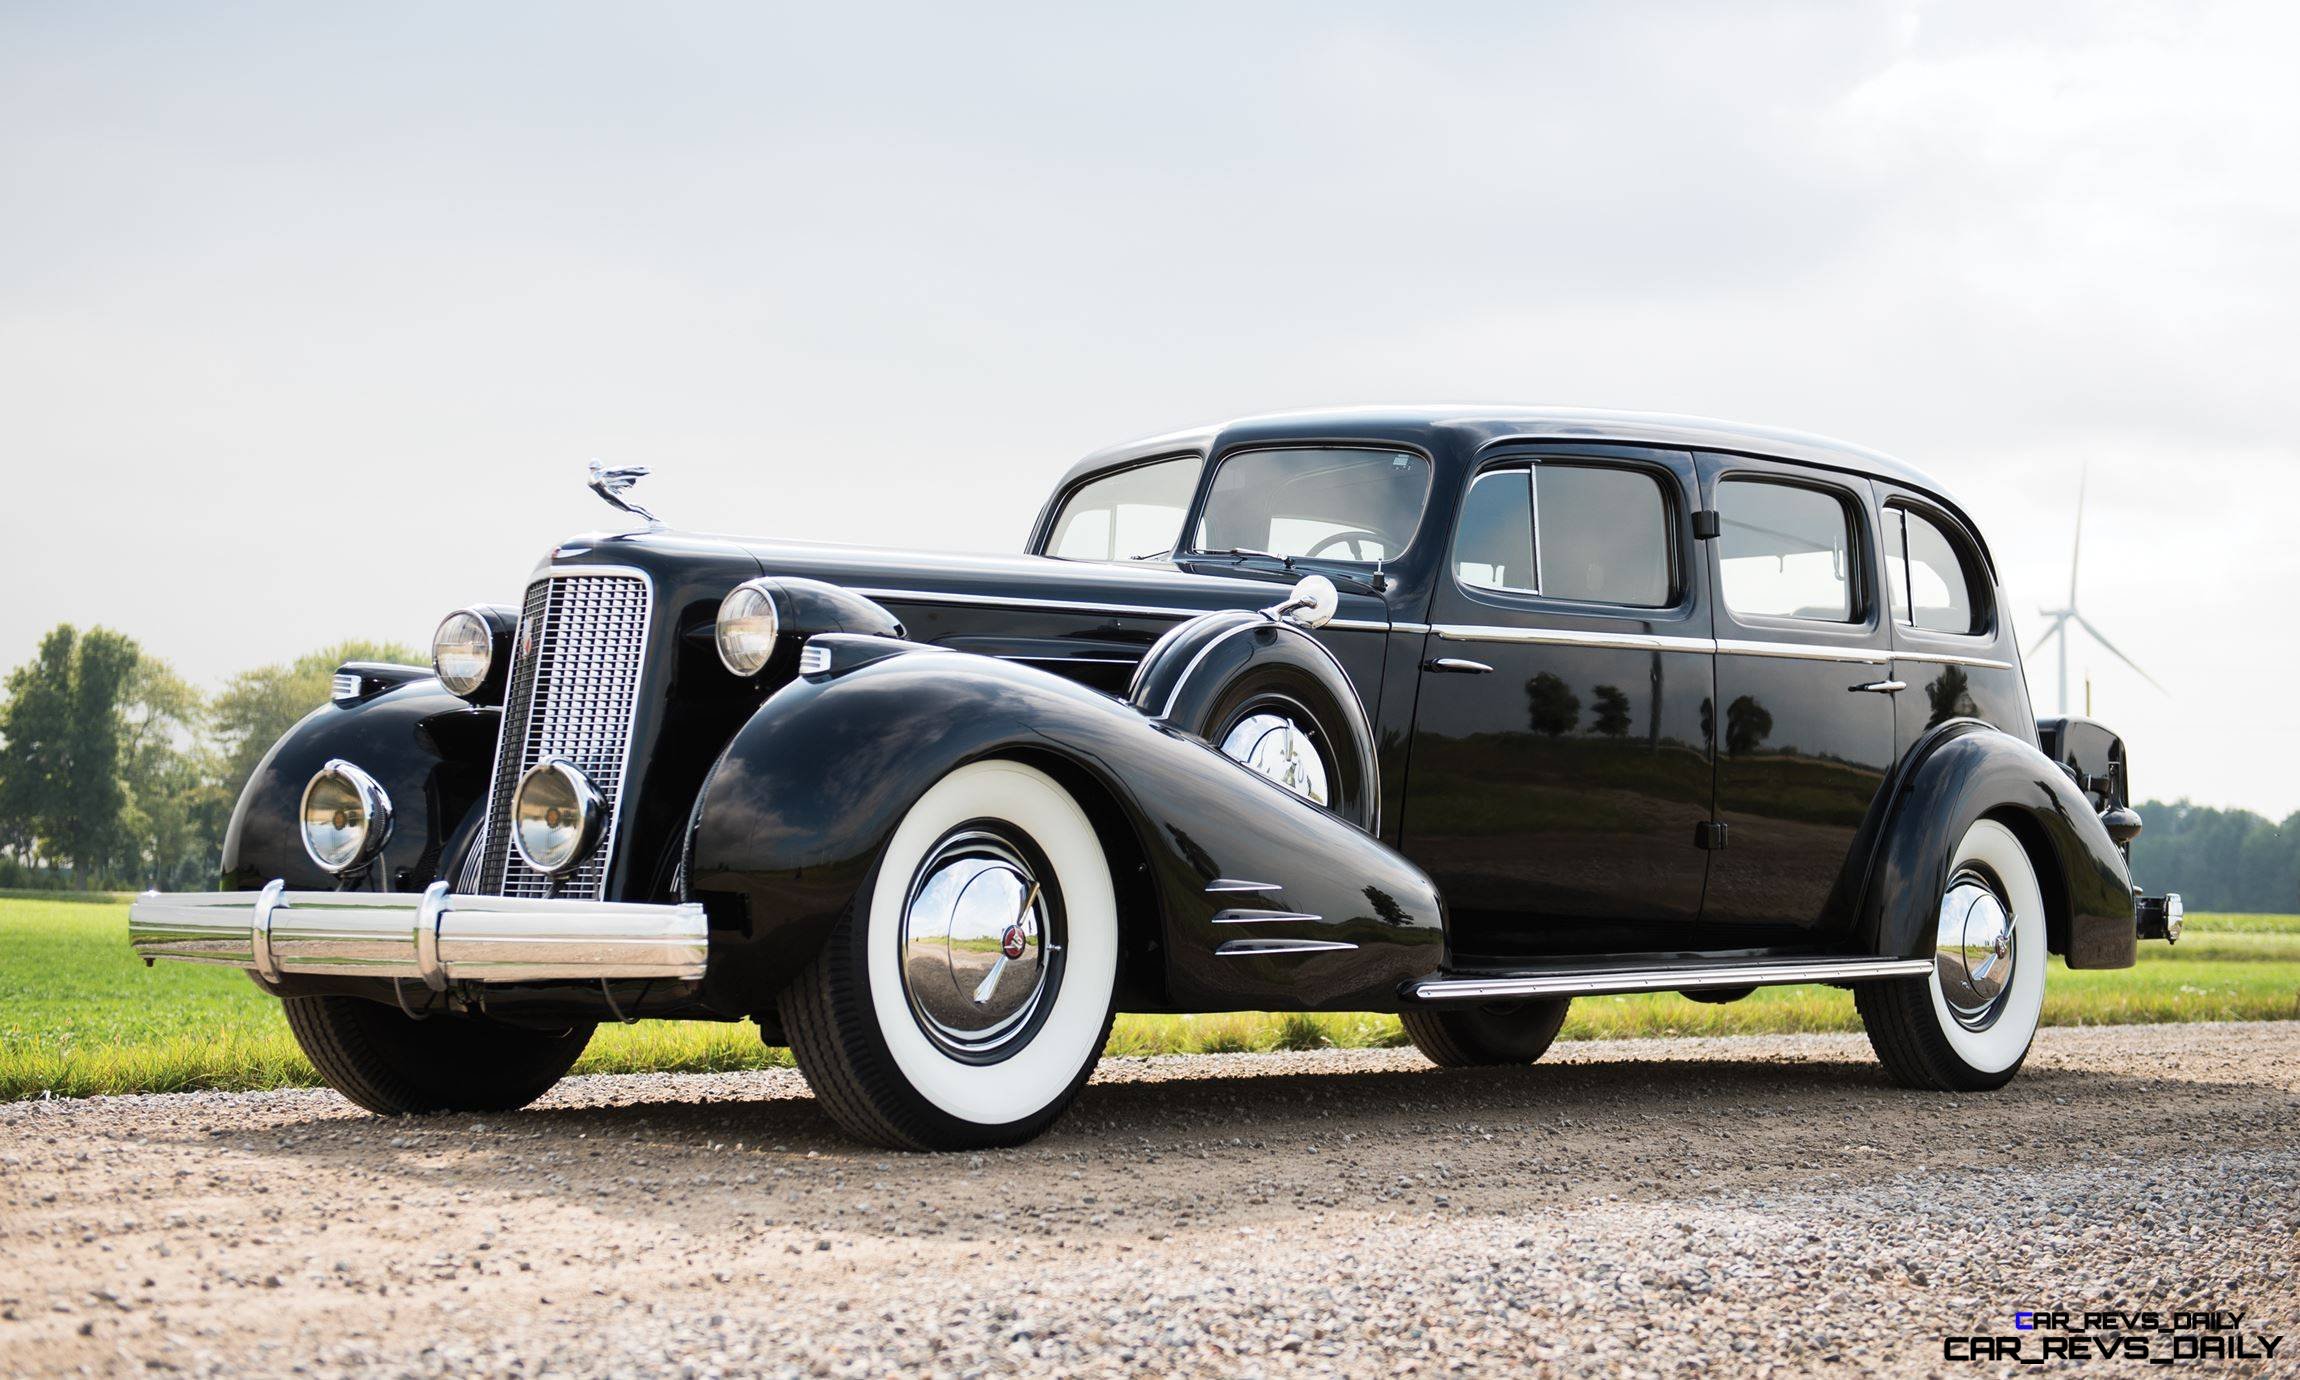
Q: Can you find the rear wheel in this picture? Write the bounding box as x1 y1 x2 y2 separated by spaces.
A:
1400 999 1572 1067
782 760 1119 1150
281 995 592 1115
1857 817 2047 1091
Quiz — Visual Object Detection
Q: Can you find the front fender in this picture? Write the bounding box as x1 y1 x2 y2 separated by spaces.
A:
220 681 498 892
1857 720 2136 969
685 640 1444 1016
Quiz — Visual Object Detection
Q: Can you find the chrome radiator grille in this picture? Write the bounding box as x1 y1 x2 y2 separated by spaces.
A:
470 569 652 901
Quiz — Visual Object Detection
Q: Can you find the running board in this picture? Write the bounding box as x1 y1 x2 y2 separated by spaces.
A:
1407 956 1933 1004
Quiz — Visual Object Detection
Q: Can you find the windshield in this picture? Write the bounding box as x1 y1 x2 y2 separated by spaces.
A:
1192 448 1431 565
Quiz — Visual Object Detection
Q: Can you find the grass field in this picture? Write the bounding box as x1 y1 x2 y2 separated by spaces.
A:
2 896 2294 1101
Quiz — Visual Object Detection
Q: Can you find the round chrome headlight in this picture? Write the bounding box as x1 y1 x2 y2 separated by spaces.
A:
300 759 393 875
512 759 604 877
432 609 495 698
715 581 781 676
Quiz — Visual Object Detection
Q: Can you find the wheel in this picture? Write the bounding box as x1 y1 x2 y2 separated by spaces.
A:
781 760 1119 1150
1400 999 1572 1067
281 994 593 1114
1857 817 2047 1091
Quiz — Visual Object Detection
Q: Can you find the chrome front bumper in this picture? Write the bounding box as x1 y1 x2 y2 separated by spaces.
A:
128 881 709 987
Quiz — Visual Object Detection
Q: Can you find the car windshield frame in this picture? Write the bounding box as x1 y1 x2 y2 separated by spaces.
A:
1184 444 1435 571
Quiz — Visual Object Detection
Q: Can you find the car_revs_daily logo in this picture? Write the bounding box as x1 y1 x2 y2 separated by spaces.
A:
1944 1307 2283 1364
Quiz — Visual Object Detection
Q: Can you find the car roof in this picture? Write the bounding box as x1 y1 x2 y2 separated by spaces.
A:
1061 404 1954 502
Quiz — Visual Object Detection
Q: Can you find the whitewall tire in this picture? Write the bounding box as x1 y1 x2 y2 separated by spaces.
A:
782 760 1119 1149
1858 817 2047 1091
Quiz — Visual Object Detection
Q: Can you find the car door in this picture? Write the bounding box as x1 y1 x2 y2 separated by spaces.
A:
1699 456 1897 939
1400 444 1715 962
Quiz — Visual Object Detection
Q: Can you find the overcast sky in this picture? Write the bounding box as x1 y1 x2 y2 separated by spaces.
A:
4 1 2295 816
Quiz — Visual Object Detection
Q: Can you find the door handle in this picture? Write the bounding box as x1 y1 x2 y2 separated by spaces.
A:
1423 657 1495 675
1851 679 1906 694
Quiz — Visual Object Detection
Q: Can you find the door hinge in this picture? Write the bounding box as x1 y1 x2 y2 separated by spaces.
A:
1692 510 1722 540
1694 821 1729 851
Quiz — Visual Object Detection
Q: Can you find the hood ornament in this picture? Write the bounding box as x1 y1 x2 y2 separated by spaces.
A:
587 458 662 530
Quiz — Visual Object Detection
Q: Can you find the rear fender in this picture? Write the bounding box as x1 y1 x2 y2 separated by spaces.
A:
1858 721 2135 969
684 638 1443 1016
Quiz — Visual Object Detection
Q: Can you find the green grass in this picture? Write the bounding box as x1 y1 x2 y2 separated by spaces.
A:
3 897 2294 1101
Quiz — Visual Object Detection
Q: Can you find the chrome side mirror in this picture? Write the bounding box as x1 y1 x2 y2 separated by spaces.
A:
1266 574 1339 629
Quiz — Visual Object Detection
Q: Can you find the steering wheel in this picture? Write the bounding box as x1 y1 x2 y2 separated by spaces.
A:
1304 529 1385 562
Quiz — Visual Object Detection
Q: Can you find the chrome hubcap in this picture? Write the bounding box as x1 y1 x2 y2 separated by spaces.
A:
1936 872 2016 1030
898 829 1061 1060
1219 710 1330 806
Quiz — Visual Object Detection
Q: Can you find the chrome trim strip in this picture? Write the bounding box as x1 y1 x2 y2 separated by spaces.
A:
1713 638 1890 666
1203 878 1280 894
851 587 1206 621
1408 956 1933 1002
1215 937 1359 957
1157 619 1260 721
129 885 710 984
1432 623 1712 654
1430 623 1896 666
329 672 362 702
1892 650 2016 671
1209 909 1325 926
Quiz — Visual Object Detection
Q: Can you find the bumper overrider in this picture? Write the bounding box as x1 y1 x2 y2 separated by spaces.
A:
128 881 708 988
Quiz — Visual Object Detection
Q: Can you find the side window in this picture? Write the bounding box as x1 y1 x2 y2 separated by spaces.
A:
1453 463 1672 607
1536 465 1671 607
1454 468 1535 592
1716 479 1858 622
1887 506 1985 634
1046 456 1201 561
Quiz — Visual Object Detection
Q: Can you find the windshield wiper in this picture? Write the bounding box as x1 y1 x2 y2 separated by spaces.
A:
1188 548 1386 595
1194 546 1294 568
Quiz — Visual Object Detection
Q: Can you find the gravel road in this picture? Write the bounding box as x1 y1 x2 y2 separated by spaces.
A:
3 1022 2294 1378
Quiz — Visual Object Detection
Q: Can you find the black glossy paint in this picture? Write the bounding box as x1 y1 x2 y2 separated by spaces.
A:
1855 720 2136 970
218 406 2146 1023
220 680 495 893
1403 444 1715 960
686 640 1444 1015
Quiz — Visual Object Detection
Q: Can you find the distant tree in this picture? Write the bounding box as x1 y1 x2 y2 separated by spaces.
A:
211 641 418 800
2131 800 2300 914
118 658 230 889
0 624 139 884
0 627 78 867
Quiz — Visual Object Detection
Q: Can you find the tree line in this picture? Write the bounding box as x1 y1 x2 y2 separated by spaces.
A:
0 622 2291 911
0 625 412 890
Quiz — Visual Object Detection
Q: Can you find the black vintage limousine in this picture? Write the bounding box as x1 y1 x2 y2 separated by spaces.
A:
131 407 2180 1149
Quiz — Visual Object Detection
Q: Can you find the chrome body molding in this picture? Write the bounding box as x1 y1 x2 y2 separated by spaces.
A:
1433 623 1711 654
852 587 1207 621
1215 937 1360 957
1408 956 1934 1003
129 885 710 985
1203 878 1281 894
328 672 363 702
1892 649 2016 671
1431 623 1908 666
1209 909 1325 926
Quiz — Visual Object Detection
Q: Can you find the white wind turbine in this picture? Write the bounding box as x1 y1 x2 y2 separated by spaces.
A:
2026 467 2163 717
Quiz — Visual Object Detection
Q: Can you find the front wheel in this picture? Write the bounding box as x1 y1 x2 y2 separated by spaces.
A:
782 760 1119 1150
281 995 593 1115
1857 817 2047 1091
